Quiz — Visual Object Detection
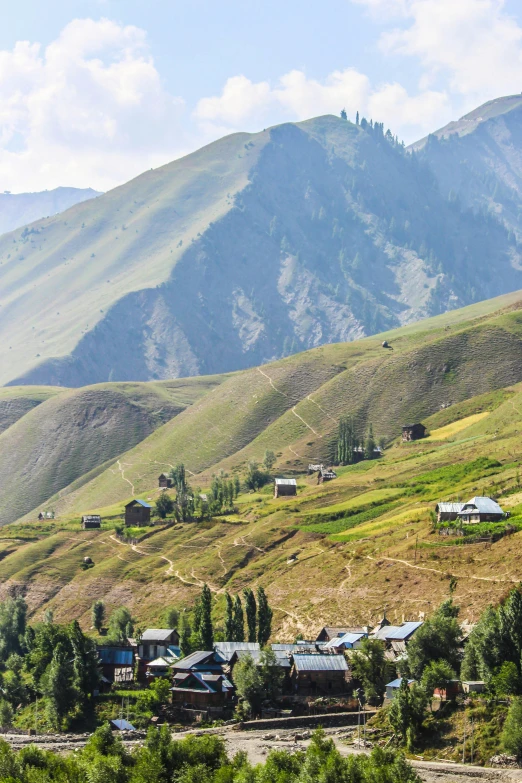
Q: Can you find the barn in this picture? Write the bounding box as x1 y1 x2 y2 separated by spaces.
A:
435 502 464 522
458 497 505 524
274 478 297 498
81 515 101 529
158 473 173 489
402 423 426 442
125 499 152 527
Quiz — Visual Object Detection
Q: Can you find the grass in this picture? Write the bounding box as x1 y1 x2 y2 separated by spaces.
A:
425 412 490 441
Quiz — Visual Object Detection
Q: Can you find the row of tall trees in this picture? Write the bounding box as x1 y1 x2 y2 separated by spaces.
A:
224 587 273 645
336 416 384 465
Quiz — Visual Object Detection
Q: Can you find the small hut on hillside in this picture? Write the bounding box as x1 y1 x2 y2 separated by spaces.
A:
158 473 173 489
82 515 101 529
274 478 297 498
125 499 152 527
402 423 426 442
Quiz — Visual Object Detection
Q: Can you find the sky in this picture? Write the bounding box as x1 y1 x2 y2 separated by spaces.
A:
1 0 522 193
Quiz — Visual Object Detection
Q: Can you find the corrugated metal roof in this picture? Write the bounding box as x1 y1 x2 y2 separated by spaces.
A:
436 503 465 513
141 629 176 641
292 654 348 672
126 499 152 509
325 632 366 648
386 622 423 640
386 678 415 688
372 625 401 640
147 657 173 668
275 478 297 486
215 642 260 653
111 719 136 731
460 496 504 515
272 643 321 652
172 651 215 669
98 648 133 665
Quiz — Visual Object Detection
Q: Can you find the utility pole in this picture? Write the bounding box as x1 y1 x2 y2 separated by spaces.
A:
470 718 474 765
34 696 37 735
462 722 466 764
414 535 418 563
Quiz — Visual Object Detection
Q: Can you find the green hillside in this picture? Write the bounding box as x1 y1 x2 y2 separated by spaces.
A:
0 386 64 434
0 375 225 525
2 112 521 388
0 187 101 237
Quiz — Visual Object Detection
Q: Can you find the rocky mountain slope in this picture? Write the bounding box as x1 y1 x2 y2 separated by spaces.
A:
0 187 101 237
2 113 521 388
413 95 522 240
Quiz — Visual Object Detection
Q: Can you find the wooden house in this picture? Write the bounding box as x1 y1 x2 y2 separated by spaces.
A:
82 514 101 529
274 478 297 498
170 671 234 710
316 626 366 643
158 473 173 489
461 680 485 694
402 423 426 442
385 678 415 700
458 496 505 524
324 631 367 652
435 502 464 522
318 468 337 484
97 646 134 683
124 499 152 527
137 629 180 680
352 446 382 463
290 654 350 697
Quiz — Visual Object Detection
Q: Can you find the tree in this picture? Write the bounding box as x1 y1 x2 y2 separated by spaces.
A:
233 654 264 717
356 110 360 125
224 593 234 641
92 600 105 633
162 607 179 629
388 680 428 750
491 661 522 696
244 461 269 491
257 587 273 646
43 642 76 729
263 450 276 472
179 614 192 657
108 607 134 643
340 108 347 120
200 585 214 650
407 600 462 678
420 660 455 708
364 422 376 460
502 697 522 758
337 416 356 465
243 589 257 643
68 620 100 703
0 701 13 729
351 638 394 705
233 596 245 642
0 598 26 662
155 493 174 519
234 476 241 497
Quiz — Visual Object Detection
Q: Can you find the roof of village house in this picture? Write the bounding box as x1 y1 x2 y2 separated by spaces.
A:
459 497 504 515
272 643 325 653
435 502 465 513
172 651 217 669
147 657 175 668
292 654 348 672
324 632 367 648
386 678 415 688
233 648 291 668
214 642 260 659
274 478 297 486
141 629 176 641
372 621 422 641
125 498 152 509
97 648 134 665
317 626 365 639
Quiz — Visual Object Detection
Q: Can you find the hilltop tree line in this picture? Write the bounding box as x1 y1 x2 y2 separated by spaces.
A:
179 584 273 656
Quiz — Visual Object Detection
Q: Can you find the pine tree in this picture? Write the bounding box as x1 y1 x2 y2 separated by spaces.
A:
364 422 376 460
233 595 245 642
340 108 347 120
225 593 235 641
356 110 360 125
179 614 192 657
257 587 273 646
234 476 241 497
243 589 257 643
91 600 105 633
44 642 75 729
200 584 214 650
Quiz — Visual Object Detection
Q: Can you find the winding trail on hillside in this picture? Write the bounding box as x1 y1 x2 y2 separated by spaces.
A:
116 460 135 495
291 407 322 437
366 554 520 584
307 394 338 424
256 367 288 397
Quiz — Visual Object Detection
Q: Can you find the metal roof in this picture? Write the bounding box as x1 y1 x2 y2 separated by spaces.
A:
385 622 423 641
215 642 260 653
436 503 465 513
292 654 348 672
126 499 152 509
172 651 215 669
275 478 297 486
111 719 136 731
386 678 415 688
459 496 504 516
325 632 366 648
141 629 176 641
147 657 174 668
272 643 322 653
98 648 133 665
372 625 401 640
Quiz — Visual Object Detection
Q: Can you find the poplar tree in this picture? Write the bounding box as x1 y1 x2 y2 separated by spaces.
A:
337 416 356 465
179 615 192 657
244 589 257 643
225 593 235 641
233 595 245 642
91 600 105 633
200 584 214 650
257 587 273 646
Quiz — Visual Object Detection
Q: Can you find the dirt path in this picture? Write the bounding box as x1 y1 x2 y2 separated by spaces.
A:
366 554 520 584
291 407 322 437
116 460 135 495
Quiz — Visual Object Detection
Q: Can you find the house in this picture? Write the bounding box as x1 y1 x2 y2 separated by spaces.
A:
273 642 326 653
385 678 416 700
433 680 460 701
229 647 292 692
324 631 367 652
352 446 383 464
214 642 260 664
97 646 134 683
170 671 234 711
172 650 224 675
146 656 177 678
402 423 426 442
316 626 367 643
125 499 152 527
435 502 465 522
137 629 179 678
372 621 423 644
82 514 101 529
458 497 506 524
318 468 337 484
461 680 485 694
274 478 297 498
158 473 173 489
290 654 350 697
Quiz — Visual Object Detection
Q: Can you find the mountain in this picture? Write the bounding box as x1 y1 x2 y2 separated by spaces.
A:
3 291 522 632
412 95 522 240
2 114 521 388
0 187 101 237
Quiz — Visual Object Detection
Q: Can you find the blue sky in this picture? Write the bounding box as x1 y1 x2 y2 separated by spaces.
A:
1 0 522 192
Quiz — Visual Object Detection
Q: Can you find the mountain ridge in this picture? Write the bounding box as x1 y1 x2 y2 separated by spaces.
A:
0 186 101 237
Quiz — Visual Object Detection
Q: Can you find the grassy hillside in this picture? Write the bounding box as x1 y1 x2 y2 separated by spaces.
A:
0 187 101 237
2 112 521 387
0 375 226 525
0 386 64 434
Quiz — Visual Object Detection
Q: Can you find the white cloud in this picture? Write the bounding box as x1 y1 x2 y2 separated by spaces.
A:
194 67 448 143
0 18 186 192
357 0 522 106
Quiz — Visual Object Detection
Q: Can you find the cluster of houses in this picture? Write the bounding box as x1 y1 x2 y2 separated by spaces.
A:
96 616 433 720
